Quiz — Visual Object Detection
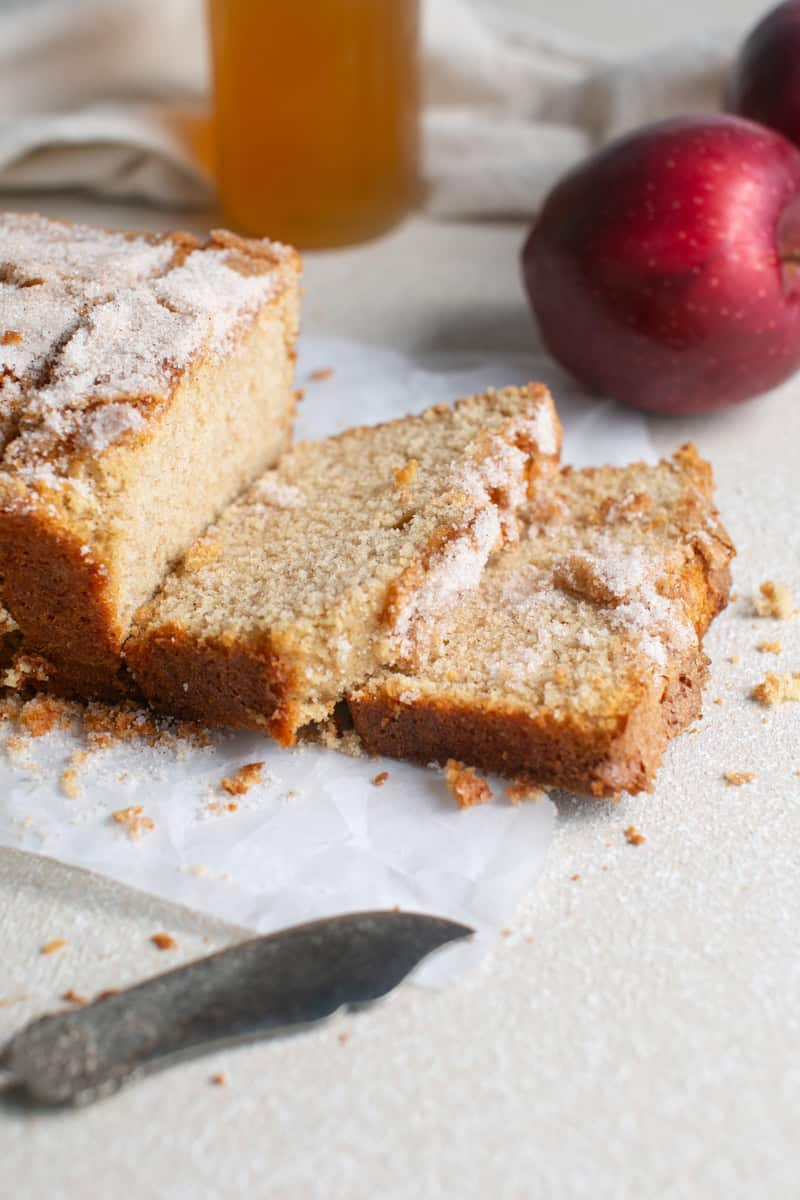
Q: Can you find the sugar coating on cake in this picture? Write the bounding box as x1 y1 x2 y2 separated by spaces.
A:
0 212 301 698
127 385 562 744
348 445 735 798
0 213 294 487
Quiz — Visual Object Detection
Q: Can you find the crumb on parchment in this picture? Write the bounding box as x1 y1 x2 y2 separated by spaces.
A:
372 771 389 787
752 672 800 706
221 762 265 795
724 770 756 786
754 580 796 619
624 826 646 846
309 366 335 383
112 806 155 841
210 1072 227 1086
61 767 81 798
506 778 547 804
444 759 492 809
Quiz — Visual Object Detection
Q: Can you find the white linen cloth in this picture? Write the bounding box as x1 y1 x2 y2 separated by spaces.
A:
0 0 736 217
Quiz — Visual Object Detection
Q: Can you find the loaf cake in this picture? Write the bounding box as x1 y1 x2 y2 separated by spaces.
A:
348 445 734 798
0 212 300 698
126 384 562 745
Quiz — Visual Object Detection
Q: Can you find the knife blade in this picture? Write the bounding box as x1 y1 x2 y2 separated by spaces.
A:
0 910 471 1108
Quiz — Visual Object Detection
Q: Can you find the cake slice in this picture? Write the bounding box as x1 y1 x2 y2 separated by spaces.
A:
348 445 734 798
126 384 562 744
0 212 300 698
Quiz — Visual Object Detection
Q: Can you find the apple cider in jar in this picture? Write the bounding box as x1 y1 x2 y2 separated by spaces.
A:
208 0 421 248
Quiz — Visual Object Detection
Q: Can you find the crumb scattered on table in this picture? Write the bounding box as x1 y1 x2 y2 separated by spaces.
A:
62 989 88 1005
501 927 512 938
752 672 800 706
210 1072 227 1086
444 759 492 809
19 695 70 737
570 873 581 882
754 580 796 619
309 366 335 383
1 329 22 345
724 770 756 786
40 938 66 955
624 826 646 847
112 805 155 841
151 933 177 951
221 762 265 795
337 1032 350 1045
713 697 723 706
372 771 389 787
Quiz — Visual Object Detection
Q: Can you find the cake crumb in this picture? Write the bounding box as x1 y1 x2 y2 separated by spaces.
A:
724 770 756 786
506 778 547 804
61 767 81 798
727 654 740 665
337 1032 350 1045
570 873 581 881
757 640 782 654
221 761 265 795
372 771 389 787
226 801 238 812
309 366 334 382
444 759 492 809
713 697 723 706
752 672 800 706
393 458 418 490
210 1072 227 1086
754 580 796 619
112 805 155 841
151 933 177 951
183 539 222 572
62 989 88 1005
18 695 70 737
40 938 66 955
501 927 512 938
2 329 22 344
624 826 646 846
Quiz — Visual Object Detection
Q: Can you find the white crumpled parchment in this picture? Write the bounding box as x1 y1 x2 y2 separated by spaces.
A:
0 337 654 985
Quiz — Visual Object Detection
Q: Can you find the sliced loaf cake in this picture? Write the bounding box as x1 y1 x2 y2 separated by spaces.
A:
0 213 300 697
126 384 562 744
348 445 734 798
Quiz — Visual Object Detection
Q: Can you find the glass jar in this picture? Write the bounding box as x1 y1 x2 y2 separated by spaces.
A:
208 0 421 248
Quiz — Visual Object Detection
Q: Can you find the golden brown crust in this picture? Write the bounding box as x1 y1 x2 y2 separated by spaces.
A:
349 448 734 799
0 506 134 698
0 216 300 698
123 622 290 738
348 645 709 799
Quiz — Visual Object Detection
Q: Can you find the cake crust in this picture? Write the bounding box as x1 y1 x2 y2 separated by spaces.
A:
127 384 562 743
0 213 301 697
349 444 734 798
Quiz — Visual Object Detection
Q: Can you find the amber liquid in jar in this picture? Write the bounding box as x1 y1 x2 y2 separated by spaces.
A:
208 0 420 248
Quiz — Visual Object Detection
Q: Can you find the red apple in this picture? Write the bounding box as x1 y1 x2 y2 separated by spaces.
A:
522 115 800 414
727 1 800 146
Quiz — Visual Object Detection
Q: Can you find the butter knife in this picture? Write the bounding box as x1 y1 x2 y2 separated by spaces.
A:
0 910 472 1107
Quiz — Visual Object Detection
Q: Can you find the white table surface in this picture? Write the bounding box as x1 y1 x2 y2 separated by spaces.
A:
3 3 800 1197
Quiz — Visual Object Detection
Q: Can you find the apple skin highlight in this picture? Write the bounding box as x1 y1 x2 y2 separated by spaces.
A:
522 115 800 414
